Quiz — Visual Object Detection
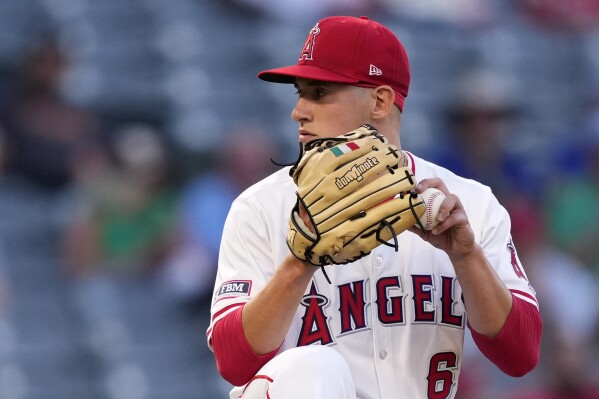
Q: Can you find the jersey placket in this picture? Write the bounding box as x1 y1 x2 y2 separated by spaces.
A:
369 249 397 399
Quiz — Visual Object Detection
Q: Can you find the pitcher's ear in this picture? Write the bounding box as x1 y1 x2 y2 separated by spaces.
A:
371 85 395 119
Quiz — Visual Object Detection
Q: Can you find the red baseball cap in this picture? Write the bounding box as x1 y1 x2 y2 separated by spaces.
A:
258 16 410 111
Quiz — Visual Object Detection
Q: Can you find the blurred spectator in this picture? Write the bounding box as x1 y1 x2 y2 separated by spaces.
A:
60 122 181 370
512 338 599 399
458 197 599 399
544 110 599 274
0 38 100 192
508 199 599 399
158 124 278 309
519 0 599 31
429 67 543 202
62 123 179 277
509 199 599 348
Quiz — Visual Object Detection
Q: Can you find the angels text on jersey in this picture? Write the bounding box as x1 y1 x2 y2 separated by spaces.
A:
296 273 464 347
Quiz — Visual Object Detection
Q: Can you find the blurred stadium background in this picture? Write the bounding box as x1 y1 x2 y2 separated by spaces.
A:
0 0 598 398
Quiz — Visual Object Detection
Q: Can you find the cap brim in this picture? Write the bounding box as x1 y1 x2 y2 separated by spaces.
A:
258 64 406 112
258 65 360 85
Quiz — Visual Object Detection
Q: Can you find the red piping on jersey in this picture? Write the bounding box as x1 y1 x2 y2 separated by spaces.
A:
207 302 245 339
405 151 416 175
212 302 245 322
510 289 538 307
215 295 246 304
238 375 274 398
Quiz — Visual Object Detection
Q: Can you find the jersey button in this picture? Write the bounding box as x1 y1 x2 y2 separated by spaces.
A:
374 256 383 266
379 350 388 359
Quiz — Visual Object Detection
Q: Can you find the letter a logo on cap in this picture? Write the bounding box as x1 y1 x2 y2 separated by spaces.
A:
369 64 382 76
299 23 320 61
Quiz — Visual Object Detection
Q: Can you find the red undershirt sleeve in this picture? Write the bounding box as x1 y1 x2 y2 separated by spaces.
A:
469 294 542 377
212 305 281 386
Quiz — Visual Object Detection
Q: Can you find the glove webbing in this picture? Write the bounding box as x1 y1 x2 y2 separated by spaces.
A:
318 191 426 284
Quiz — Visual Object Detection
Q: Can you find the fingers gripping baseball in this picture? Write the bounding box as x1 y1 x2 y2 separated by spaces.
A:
411 178 475 257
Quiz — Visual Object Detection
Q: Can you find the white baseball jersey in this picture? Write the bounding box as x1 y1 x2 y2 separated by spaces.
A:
207 152 538 399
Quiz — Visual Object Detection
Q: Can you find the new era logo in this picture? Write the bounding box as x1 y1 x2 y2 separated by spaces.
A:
369 64 382 76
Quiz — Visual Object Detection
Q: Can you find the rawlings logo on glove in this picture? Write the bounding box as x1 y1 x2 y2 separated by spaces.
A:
287 124 426 268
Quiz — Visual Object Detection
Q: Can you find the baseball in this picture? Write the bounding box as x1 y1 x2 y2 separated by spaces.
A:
418 188 446 230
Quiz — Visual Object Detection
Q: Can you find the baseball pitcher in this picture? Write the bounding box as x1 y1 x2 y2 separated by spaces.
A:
207 16 541 399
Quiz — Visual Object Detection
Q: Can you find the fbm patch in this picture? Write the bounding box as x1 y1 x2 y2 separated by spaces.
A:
216 280 252 300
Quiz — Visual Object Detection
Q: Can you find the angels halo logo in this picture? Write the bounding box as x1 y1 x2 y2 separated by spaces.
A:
299 23 320 61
